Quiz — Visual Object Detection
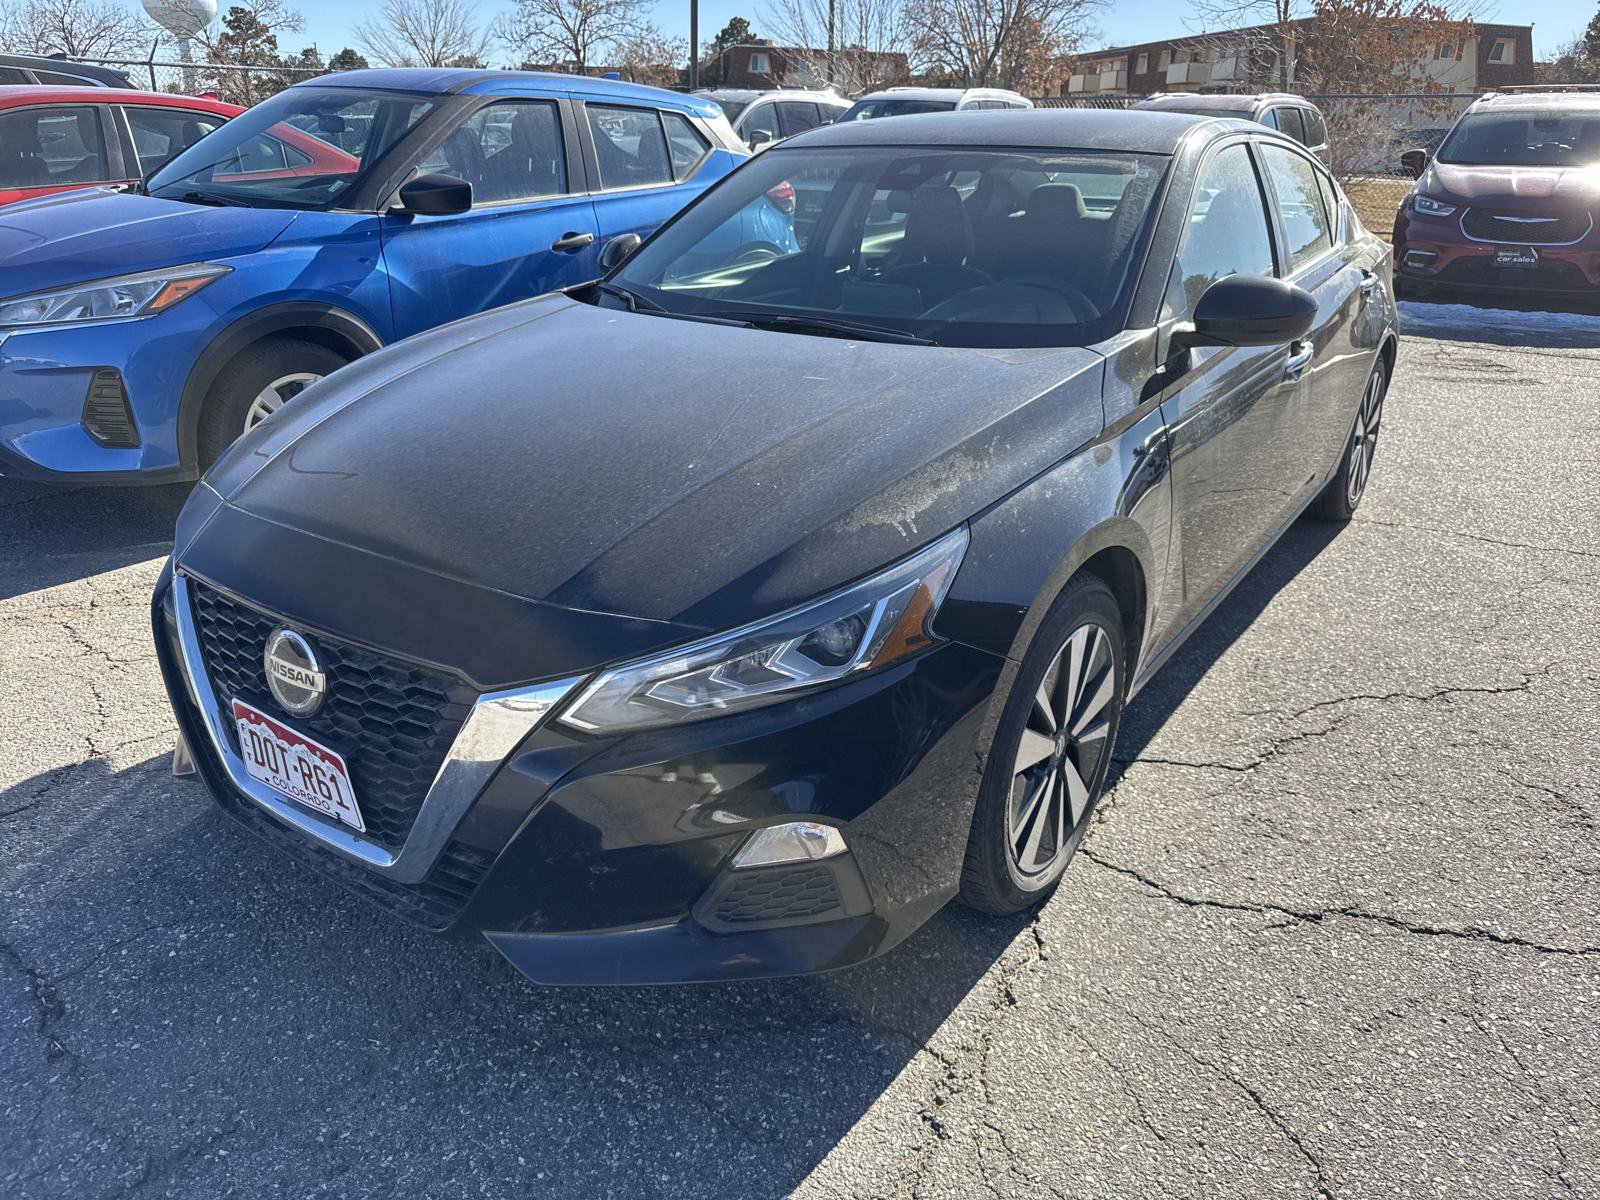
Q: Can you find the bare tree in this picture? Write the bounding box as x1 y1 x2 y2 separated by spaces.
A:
0 0 157 59
759 0 909 92
494 0 651 73
905 0 1102 90
612 23 685 86
355 0 491 67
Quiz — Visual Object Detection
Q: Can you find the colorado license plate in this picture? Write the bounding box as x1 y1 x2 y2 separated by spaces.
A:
232 699 365 832
1494 245 1539 268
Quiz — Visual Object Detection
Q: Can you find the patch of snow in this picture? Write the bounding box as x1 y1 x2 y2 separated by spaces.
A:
1399 300 1600 346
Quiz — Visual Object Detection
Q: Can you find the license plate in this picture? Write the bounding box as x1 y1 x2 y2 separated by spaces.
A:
232 699 364 832
1494 245 1539 268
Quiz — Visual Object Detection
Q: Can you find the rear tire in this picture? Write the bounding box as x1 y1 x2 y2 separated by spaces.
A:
959 574 1126 916
1311 357 1387 522
196 337 350 468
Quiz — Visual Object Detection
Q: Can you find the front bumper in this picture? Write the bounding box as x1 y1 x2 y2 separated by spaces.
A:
1394 207 1600 299
153 565 1006 984
0 302 218 484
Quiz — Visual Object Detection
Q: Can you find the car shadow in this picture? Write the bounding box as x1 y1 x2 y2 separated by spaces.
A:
1 516 1355 1196
0 479 189 600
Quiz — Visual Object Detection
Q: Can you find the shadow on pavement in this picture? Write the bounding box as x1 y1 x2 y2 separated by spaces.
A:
0 479 190 600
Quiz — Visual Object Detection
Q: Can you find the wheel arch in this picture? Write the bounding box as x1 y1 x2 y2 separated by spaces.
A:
177 303 383 472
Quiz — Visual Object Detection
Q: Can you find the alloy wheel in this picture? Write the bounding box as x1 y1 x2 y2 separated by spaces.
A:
1346 368 1384 507
1007 622 1116 878
243 372 322 432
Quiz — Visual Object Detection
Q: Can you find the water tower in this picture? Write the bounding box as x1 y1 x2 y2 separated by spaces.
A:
140 0 217 91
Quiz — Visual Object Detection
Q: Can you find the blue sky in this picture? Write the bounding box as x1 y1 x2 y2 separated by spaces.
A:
294 0 1590 64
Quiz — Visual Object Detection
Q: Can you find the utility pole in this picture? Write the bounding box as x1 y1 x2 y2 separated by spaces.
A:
689 0 700 89
827 0 835 88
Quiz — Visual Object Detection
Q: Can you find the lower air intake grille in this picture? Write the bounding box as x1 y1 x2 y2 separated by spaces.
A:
82 369 139 448
710 864 844 927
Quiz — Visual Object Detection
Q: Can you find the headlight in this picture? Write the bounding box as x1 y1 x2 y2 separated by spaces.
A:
1411 193 1457 218
561 527 970 733
0 264 229 328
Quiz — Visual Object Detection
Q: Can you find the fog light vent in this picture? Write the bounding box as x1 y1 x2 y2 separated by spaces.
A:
711 863 844 926
1402 249 1438 270
82 369 139 448
732 821 847 869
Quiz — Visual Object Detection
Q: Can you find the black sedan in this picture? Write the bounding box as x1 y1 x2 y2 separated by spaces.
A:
153 109 1398 985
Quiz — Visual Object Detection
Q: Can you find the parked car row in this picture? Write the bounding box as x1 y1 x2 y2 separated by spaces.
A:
143 104 1398 985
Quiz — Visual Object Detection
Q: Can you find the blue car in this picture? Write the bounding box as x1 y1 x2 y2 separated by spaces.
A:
0 68 768 484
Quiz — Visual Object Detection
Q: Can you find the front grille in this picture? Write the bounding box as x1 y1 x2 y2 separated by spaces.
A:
1462 208 1592 246
189 581 476 853
711 864 843 926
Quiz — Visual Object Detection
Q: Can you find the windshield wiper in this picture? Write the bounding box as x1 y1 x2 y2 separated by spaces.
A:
176 189 253 208
596 280 663 313
703 311 937 346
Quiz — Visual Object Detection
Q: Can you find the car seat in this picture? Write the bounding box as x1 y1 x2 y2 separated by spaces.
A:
881 184 992 306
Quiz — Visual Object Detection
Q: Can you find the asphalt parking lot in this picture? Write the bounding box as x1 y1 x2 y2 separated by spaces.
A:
3 308 1597 1199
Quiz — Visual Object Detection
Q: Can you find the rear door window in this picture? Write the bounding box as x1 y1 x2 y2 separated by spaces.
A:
123 106 225 173
1302 108 1328 147
0 105 112 188
1274 107 1306 143
1259 142 1333 271
0 67 32 84
587 104 673 189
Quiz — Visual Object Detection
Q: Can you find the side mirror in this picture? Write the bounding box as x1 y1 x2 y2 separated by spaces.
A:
1400 148 1428 179
1175 275 1317 349
746 128 774 148
396 173 472 216
599 232 642 273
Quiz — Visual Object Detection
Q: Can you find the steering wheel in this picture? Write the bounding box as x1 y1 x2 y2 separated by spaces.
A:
1002 275 1099 323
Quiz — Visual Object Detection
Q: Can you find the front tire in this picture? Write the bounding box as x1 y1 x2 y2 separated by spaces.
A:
1311 356 1387 522
196 337 350 468
960 574 1126 915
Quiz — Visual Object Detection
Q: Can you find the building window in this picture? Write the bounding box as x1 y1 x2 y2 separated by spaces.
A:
1136 52 1148 73
1489 37 1514 64
750 52 770 74
1159 49 1172 69
1435 41 1459 60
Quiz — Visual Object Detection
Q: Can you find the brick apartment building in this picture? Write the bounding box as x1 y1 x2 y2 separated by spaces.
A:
717 40 910 90
1066 20 1535 97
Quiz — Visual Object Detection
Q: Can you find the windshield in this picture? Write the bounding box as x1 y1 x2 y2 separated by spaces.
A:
1436 110 1600 168
147 87 435 209
712 97 750 122
609 145 1168 348
842 98 958 121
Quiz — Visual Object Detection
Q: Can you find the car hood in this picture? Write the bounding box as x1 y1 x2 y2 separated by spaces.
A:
197 294 1105 661
1423 161 1600 212
0 189 298 296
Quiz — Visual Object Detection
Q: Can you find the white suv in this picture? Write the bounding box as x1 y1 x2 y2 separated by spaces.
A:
695 88 850 150
839 87 1034 122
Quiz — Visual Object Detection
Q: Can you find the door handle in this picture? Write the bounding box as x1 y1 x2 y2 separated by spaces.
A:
551 231 595 253
1358 268 1378 296
1284 340 1314 379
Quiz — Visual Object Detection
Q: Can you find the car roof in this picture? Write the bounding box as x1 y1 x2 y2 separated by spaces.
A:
1472 89 1600 112
305 66 722 116
791 107 1233 152
699 88 844 102
0 85 239 111
0 52 133 86
1136 92 1314 112
854 86 1026 101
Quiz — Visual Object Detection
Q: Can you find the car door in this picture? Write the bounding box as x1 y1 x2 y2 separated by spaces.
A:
583 102 715 254
1256 140 1368 498
0 103 122 204
379 97 599 338
1157 139 1313 628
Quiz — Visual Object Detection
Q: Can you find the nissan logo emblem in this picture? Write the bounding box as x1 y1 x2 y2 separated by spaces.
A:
264 628 326 717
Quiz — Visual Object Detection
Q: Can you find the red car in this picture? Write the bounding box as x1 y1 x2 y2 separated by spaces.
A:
0 86 357 207
1394 90 1600 301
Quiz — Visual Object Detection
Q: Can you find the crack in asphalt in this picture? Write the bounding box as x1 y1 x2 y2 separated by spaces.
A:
1353 515 1600 563
0 937 72 1064
1080 849 1600 958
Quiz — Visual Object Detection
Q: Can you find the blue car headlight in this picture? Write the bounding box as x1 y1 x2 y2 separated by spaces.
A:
1411 193 1457 218
0 263 230 328
560 527 970 733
